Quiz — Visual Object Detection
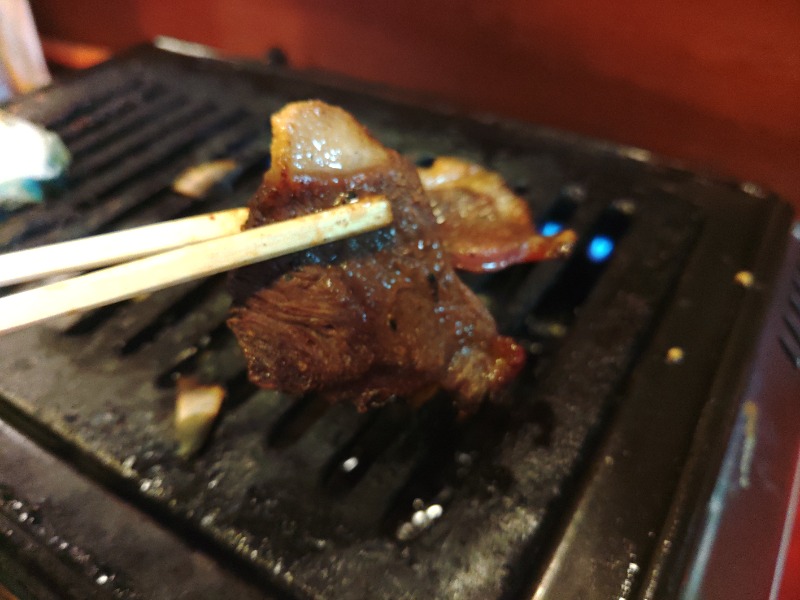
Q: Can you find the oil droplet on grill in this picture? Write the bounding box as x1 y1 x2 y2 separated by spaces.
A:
665 347 684 364
396 502 446 541
734 270 754 288
341 456 359 472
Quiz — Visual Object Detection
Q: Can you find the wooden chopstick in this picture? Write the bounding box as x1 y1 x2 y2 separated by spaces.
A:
0 206 250 287
0 197 392 335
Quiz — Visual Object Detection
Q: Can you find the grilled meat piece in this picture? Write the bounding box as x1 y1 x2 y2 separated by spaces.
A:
228 101 524 414
419 157 576 272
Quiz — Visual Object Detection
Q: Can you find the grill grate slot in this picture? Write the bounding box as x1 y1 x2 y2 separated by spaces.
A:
119 277 227 356
69 108 250 207
91 132 267 233
781 313 800 350
163 333 246 393
62 276 230 362
267 395 331 449
222 370 259 407
779 265 800 368
379 392 552 543
63 302 131 337
67 101 217 183
320 403 410 495
155 322 236 388
61 279 219 343
793 266 800 295
779 337 800 368
379 397 461 539
41 77 147 133
66 89 183 160
790 291 800 319
529 201 632 321
490 197 632 337
534 185 581 233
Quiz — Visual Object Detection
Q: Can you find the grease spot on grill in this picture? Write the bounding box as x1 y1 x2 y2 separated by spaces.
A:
341 456 359 472
734 270 754 288
618 559 641 599
396 501 446 541
612 198 637 215
665 347 685 364
426 504 443 520
561 182 587 202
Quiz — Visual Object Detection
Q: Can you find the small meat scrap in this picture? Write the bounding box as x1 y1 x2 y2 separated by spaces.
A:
418 157 576 272
228 101 524 415
172 159 239 199
174 378 225 457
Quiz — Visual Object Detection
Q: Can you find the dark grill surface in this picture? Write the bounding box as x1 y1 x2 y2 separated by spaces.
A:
0 46 793 599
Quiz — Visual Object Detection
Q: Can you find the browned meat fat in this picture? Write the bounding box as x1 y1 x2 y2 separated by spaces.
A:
227 101 524 415
418 157 576 272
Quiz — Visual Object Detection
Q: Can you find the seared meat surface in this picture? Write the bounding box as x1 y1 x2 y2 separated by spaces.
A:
419 157 576 272
228 101 524 414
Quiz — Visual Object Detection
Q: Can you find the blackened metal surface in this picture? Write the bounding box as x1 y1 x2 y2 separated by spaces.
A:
668 230 800 600
530 178 796 600
0 46 793 599
0 417 269 600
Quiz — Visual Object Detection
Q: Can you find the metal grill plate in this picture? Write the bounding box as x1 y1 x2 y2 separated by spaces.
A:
0 45 793 599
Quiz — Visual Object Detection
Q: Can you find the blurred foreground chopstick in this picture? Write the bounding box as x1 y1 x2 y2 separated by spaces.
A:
0 197 392 335
0 206 251 287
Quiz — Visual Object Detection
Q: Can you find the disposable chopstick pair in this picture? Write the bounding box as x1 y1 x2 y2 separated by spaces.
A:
0 197 392 335
0 207 251 287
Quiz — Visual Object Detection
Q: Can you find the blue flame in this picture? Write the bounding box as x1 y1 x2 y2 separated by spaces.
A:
540 221 563 237
587 235 615 263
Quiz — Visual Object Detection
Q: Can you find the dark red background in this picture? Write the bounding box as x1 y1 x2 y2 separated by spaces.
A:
30 0 800 212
